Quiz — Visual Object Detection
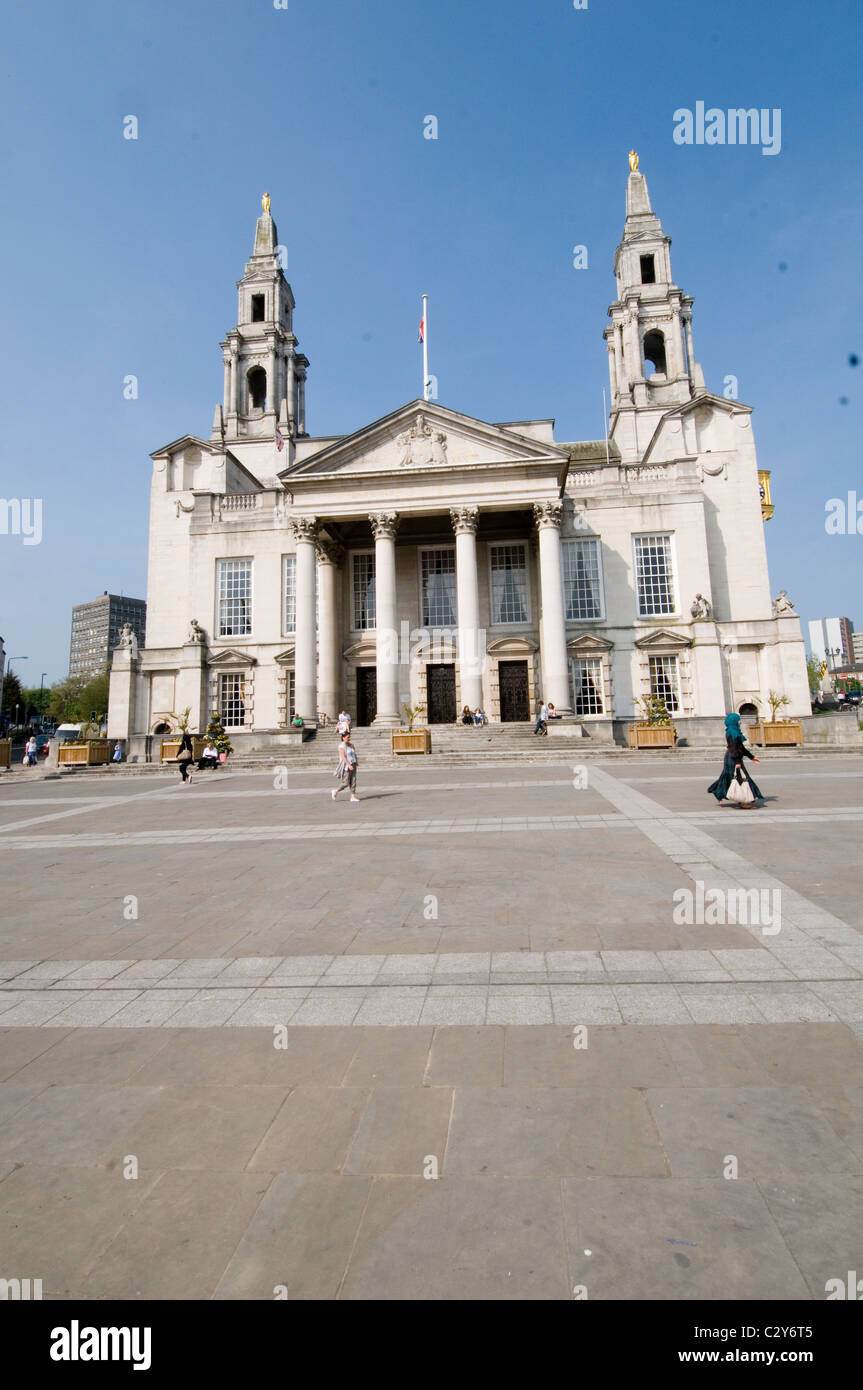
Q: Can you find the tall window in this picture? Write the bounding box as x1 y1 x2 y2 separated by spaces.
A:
421 549 457 626
352 553 376 630
573 657 604 715
563 539 603 620
634 534 675 617
219 672 245 726
217 558 252 636
282 555 296 635
490 544 528 624
649 655 680 712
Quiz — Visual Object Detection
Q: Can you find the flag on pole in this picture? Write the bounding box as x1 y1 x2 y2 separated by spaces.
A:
418 317 425 344
275 424 284 452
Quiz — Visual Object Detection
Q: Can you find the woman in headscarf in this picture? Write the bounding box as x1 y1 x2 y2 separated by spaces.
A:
708 712 763 808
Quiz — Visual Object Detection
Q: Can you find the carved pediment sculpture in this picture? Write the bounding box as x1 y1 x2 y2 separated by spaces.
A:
186 618 206 645
396 412 448 467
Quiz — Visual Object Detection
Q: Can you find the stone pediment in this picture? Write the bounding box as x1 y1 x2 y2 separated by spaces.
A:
486 635 539 655
207 648 258 667
274 647 296 665
634 628 692 650
280 400 569 481
567 632 614 653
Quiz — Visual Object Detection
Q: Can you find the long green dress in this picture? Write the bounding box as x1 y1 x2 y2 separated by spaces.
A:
707 736 764 802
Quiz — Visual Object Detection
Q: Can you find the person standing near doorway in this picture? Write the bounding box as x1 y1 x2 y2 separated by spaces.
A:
331 730 359 802
534 700 549 736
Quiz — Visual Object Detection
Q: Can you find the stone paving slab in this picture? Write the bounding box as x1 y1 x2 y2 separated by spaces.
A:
1 758 862 1299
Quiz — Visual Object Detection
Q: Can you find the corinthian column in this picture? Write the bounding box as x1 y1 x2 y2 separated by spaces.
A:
534 501 573 716
290 516 318 723
369 512 400 725
316 538 343 722
450 505 483 711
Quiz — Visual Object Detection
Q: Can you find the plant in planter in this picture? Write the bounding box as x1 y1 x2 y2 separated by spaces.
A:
766 690 791 722
205 713 233 759
393 704 430 754
628 695 678 748
401 703 426 732
749 691 803 746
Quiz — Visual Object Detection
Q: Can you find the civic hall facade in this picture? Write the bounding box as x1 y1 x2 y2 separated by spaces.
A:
108 165 809 753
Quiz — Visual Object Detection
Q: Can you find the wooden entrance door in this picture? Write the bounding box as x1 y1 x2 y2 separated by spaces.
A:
426 663 456 724
356 667 377 726
498 660 529 722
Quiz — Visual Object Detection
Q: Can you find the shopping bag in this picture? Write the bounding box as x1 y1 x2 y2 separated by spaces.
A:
727 772 754 805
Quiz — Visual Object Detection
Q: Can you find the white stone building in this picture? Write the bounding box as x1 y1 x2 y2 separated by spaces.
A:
109 165 810 754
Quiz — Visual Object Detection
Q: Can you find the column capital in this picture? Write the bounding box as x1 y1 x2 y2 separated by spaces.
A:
289 515 318 544
316 537 344 567
450 505 479 536
369 511 399 540
533 501 563 530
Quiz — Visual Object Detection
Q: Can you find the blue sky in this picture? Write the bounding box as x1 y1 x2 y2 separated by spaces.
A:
1 0 861 683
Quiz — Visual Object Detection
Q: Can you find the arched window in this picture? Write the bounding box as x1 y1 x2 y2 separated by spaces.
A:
247 366 267 411
643 329 667 377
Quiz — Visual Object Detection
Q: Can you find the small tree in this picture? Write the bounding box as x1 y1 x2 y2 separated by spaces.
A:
205 712 233 756
401 702 426 732
766 690 791 723
170 706 193 734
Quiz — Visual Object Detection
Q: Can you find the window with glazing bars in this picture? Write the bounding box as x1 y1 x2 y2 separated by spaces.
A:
282 555 296 634
421 549 457 626
634 534 675 616
648 655 680 712
573 657 604 714
353 553 376 629
490 544 528 624
562 540 602 620
218 672 245 726
217 558 252 636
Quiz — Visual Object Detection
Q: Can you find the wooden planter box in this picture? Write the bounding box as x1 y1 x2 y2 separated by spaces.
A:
58 740 111 767
392 729 431 755
0 739 11 769
749 720 803 747
627 724 676 749
160 737 208 762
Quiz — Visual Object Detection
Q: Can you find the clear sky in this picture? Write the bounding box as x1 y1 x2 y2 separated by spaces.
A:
1 0 861 684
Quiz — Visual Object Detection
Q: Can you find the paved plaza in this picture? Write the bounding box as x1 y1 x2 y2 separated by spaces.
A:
1 753 862 1300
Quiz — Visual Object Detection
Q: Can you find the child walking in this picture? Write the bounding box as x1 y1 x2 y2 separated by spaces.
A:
331 730 359 802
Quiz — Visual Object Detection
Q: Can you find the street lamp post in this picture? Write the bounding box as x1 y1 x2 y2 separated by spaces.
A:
6 657 28 731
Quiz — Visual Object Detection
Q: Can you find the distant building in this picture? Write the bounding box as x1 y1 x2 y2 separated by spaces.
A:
808 616 853 667
853 633 863 665
70 592 146 681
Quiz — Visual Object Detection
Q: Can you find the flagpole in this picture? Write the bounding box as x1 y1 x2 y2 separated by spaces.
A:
422 294 429 401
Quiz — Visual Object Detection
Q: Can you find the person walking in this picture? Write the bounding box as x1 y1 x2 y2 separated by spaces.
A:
112 742 123 763
534 700 549 736
176 732 194 785
331 730 359 802
25 735 38 766
337 709 351 736
707 711 764 808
